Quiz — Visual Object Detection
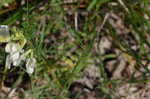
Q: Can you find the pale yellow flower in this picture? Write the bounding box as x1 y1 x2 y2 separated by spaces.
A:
0 25 10 42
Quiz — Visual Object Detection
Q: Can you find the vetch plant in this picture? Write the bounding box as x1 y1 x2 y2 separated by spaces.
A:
0 26 36 74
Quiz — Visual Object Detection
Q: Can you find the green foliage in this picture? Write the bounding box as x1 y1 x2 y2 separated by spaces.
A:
0 0 150 98
0 0 14 8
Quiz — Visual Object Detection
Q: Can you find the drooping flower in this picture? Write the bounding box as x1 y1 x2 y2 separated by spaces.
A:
26 57 36 74
5 42 24 68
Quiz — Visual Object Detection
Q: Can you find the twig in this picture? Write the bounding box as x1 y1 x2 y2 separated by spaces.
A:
97 13 110 33
96 13 110 55
8 88 17 98
74 12 78 31
118 0 129 13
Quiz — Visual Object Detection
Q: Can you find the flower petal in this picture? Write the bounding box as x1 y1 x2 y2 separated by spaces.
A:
10 52 20 66
5 43 20 53
5 55 12 69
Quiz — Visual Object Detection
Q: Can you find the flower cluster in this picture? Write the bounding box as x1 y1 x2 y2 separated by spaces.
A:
5 43 36 74
4 27 36 74
5 42 24 69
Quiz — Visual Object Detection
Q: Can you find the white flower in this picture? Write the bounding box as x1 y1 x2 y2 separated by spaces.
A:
5 42 21 53
26 58 36 74
5 42 36 75
5 42 24 68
